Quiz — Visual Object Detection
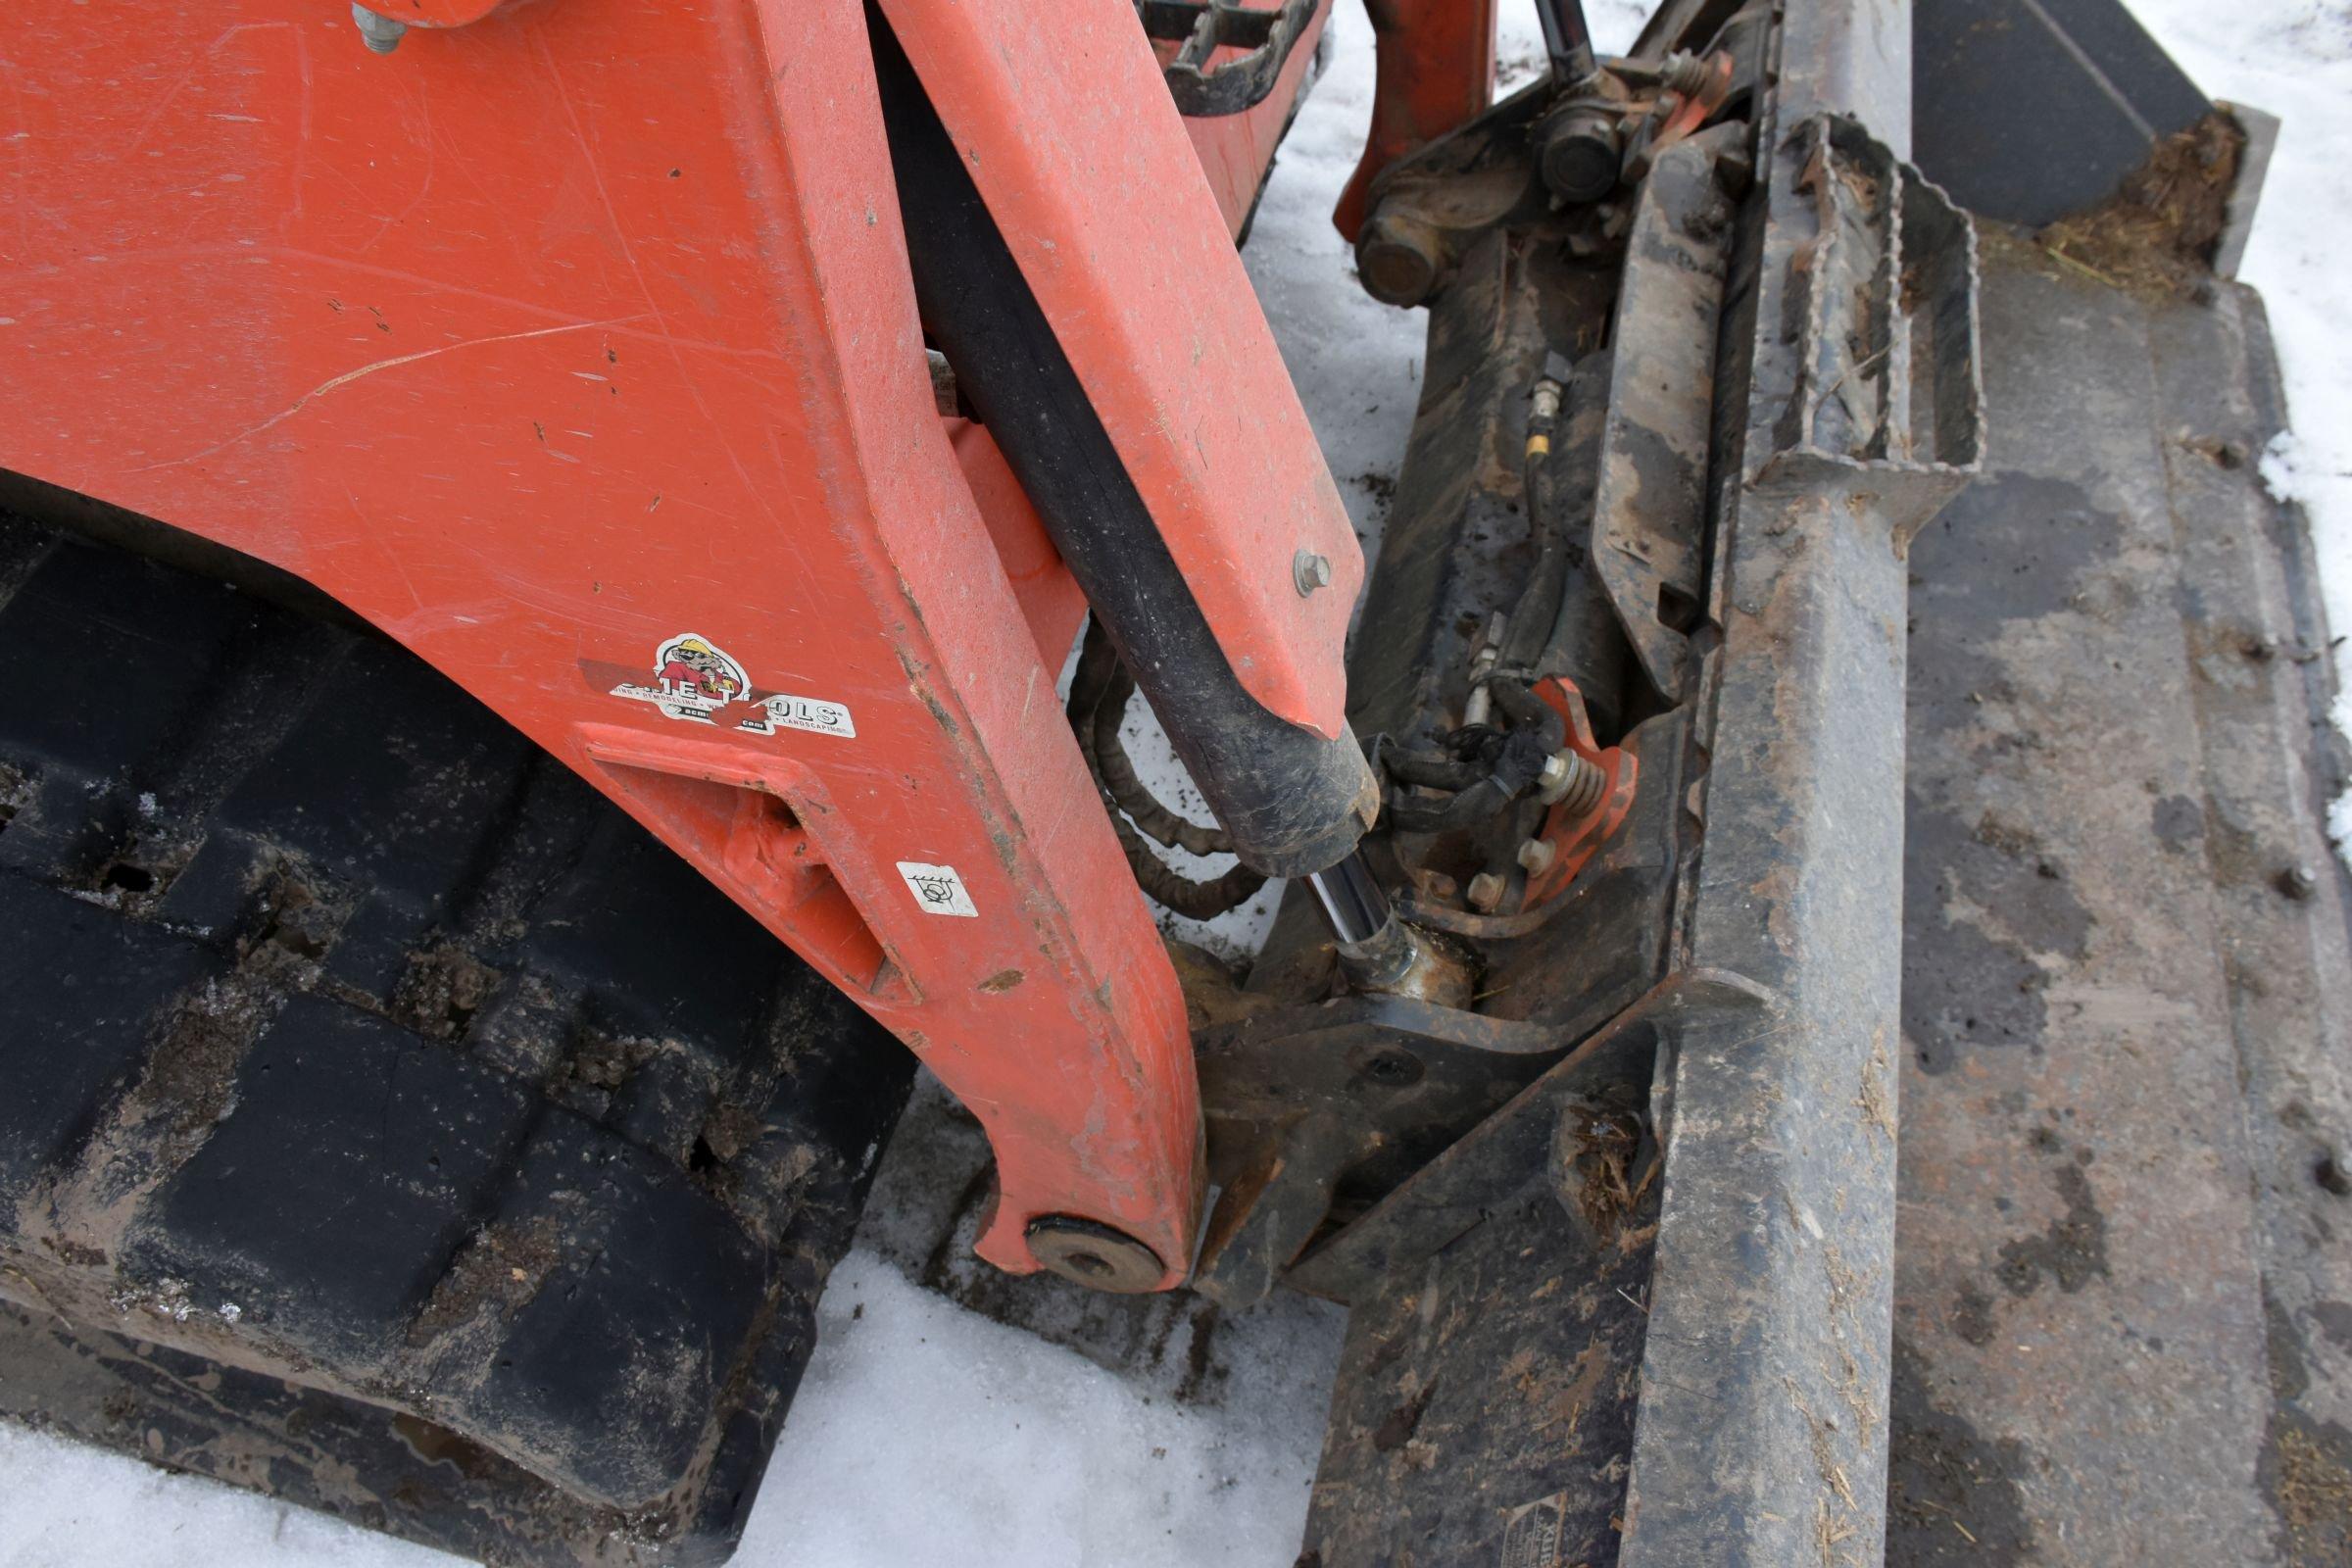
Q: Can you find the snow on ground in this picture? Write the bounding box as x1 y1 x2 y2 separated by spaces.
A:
748 1252 1336 1567
0 1244 1339 1568
5 4 2348 1566
0 1420 450 1568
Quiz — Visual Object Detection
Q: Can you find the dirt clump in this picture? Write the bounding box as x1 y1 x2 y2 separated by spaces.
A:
2036 112 2243 301
1559 1102 1652 1245
407 1218 562 1346
391 943 500 1042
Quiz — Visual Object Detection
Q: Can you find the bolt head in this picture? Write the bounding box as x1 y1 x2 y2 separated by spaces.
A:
1293 549 1334 597
1516 838 1557 876
2318 1147 2352 1198
1537 751 1580 806
1466 871 1507 913
2278 863 2321 901
352 3 407 53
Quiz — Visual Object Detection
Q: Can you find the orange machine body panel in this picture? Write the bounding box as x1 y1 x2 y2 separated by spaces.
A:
883 0 1362 739
0 0 1338 1284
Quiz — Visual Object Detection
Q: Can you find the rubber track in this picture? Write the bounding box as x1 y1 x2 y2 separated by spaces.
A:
0 508 912 1566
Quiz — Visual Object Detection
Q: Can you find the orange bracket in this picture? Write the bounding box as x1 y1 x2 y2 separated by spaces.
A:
1523 676 1638 906
1334 0 1499 241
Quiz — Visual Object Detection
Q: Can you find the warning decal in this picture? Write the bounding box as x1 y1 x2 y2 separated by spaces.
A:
896 861 979 918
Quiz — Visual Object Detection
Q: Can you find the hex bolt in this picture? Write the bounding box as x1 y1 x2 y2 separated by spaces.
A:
1537 750 1606 815
1413 867 1459 903
1466 870 1507 913
2318 1147 2352 1199
2278 863 2321 901
1293 549 1334 597
352 3 407 53
1516 838 1557 877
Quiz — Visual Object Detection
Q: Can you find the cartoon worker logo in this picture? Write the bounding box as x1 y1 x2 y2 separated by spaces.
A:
654 635 746 706
607 632 753 725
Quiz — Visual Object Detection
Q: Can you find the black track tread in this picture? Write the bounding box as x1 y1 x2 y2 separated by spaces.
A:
0 511 911 1566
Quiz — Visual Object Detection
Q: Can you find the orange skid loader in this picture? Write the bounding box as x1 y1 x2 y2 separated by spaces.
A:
1 0 2342 1563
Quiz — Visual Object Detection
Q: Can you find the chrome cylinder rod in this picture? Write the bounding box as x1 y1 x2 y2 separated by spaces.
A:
1306 851 1394 949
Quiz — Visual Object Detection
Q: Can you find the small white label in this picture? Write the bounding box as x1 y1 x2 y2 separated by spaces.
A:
760 694 858 738
896 861 978 917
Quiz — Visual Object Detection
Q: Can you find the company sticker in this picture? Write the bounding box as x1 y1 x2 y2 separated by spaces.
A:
1497 1492 1570 1568
603 633 856 739
896 861 979 918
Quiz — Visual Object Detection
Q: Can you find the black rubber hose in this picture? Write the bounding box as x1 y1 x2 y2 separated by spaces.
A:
1537 356 1631 739
1378 743 1487 793
873 11 1375 879
1104 808 1266 921
1094 662 1238 858
1066 619 1265 919
1536 0 1599 85
1502 360 1575 674
1065 614 1121 732
1489 677 1567 751
1383 692 1560 833
1385 776 1518 835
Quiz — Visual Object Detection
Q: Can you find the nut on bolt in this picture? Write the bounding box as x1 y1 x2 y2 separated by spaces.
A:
1538 750 1606 815
1293 549 1334 597
1413 867 1459 903
2278 862 2321 901
352 3 407 53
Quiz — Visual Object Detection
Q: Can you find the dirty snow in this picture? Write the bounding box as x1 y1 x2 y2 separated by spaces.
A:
4 3 2349 1566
